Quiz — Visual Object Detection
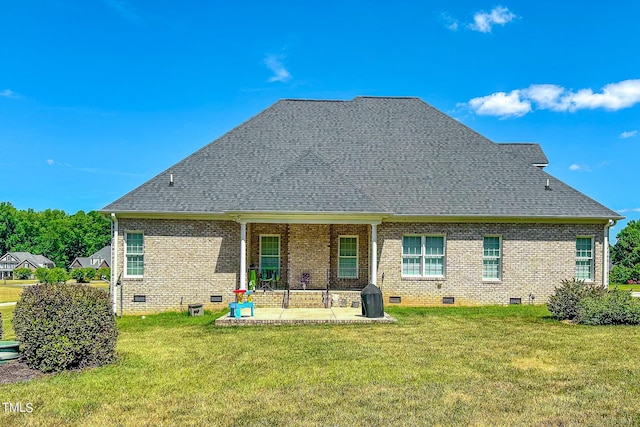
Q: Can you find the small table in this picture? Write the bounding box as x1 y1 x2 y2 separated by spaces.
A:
228 301 254 318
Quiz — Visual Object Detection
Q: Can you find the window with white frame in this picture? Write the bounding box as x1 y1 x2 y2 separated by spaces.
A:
260 235 280 273
338 236 358 278
402 235 445 277
576 237 593 281
125 232 144 277
483 236 501 280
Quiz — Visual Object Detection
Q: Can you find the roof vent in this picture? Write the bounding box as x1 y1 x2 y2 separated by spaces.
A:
169 174 174 187
544 179 552 191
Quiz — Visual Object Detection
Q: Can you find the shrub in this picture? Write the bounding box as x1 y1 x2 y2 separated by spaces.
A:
0 311 2 340
547 279 606 320
97 267 111 281
575 288 640 325
35 267 68 284
12 283 118 372
610 265 632 285
13 267 33 280
71 268 96 283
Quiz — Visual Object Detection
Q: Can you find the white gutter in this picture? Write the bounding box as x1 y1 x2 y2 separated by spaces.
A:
603 219 618 289
111 213 118 314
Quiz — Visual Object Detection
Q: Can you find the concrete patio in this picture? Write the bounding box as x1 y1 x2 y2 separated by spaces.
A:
215 306 396 326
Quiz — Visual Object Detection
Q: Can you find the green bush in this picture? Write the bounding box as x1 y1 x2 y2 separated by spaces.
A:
97 267 111 281
547 279 606 320
12 283 118 372
71 268 96 283
575 288 640 325
35 267 68 284
13 267 33 280
610 265 632 284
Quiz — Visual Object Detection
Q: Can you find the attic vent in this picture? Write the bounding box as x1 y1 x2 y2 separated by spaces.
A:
169 173 174 187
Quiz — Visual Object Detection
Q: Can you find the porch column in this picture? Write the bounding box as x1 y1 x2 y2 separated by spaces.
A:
240 221 247 290
371 223 378 286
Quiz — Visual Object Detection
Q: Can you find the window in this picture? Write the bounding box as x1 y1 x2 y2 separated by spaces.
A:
260 235 280 273
338 236 358 278
576 237 593 281
402 235 445 277
125 232 144 277
483 236 501 280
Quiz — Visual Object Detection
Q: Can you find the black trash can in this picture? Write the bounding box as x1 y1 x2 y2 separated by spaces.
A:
361 284 384 318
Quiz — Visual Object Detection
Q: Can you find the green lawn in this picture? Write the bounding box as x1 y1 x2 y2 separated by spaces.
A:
1 305 640 426
0 281 109 303
611 283 639 292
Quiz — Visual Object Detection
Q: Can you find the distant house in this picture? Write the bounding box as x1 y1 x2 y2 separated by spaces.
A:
101 96 622 313
70 246 111 270
0 252 56 279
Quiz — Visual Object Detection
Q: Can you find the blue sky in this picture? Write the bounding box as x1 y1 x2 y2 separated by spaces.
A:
1 1 638 237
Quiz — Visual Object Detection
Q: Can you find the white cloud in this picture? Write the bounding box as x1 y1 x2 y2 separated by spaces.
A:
466 79 640 118
467 90 531 118
46 159 55 166
0 89 19 98
523 84 571 111
263 54 292 83
618 208 640 213
468 6 516 33
571 80 640 111
620 130 638 138
569 164 582 171
441 13 459 31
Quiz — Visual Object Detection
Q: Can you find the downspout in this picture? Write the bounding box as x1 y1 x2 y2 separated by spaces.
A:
603 219 618 289
111 213 119 314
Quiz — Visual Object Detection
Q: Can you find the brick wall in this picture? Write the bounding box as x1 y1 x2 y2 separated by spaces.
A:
112 219 606 313
377 222 605 306
288 224 330 289
114 219 240 313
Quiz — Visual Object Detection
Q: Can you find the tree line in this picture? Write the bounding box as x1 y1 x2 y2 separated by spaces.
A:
0 202 111 269
611 219 640 284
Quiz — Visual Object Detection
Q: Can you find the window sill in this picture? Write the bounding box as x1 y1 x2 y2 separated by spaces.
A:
401 276 446 281
482 279 502 283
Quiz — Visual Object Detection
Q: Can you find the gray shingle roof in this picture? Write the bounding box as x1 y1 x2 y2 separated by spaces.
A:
102 97 621 220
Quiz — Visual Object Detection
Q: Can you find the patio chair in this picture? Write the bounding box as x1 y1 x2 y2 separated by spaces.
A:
259 269 275 291
299 272 310 290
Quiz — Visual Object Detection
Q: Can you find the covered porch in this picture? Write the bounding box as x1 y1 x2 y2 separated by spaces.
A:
234 215 383 294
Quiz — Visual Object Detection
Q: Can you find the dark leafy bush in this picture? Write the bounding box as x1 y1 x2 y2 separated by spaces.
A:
547 279 606 320
13 267 33 280
35 267 68 284
12 283 118 372
575 288 640 325
71 268 96 283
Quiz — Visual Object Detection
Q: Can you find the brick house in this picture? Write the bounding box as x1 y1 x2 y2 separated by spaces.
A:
0 252 55 279
102 97 622 313
70 245 111 270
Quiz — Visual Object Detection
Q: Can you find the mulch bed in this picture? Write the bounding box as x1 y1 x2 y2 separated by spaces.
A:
0 360 46 385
